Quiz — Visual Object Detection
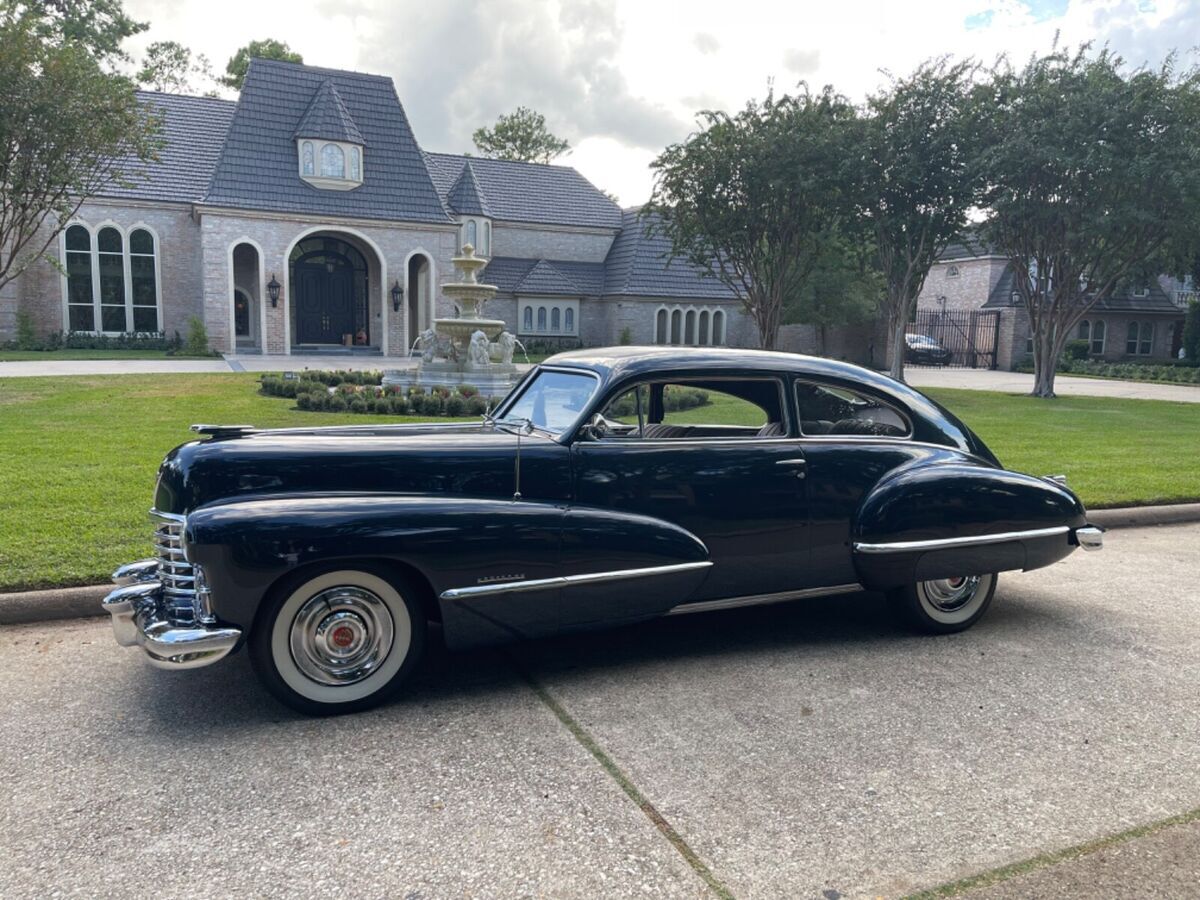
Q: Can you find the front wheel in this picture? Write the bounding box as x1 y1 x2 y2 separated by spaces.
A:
890 573 997 634
250 566 426 715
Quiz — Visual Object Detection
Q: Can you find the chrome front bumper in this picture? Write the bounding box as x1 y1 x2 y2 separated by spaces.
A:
1075 525 1104 551
102 565 241 669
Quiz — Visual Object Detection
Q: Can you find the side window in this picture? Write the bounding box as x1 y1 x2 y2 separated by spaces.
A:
796 382 910 438
660 384 766 430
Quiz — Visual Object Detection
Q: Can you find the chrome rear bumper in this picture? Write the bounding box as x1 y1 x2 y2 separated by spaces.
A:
102 580 241 669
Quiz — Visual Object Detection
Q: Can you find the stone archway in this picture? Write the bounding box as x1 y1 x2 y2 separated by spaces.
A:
407 253 431 353
288 232 381 349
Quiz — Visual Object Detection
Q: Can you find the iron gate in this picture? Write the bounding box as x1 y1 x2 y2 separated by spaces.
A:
906 310 1001 369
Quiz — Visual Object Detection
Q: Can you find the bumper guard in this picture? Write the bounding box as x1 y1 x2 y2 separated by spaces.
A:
102 573 241 669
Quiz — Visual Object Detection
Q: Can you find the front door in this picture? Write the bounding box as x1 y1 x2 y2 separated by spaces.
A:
295 263 356 345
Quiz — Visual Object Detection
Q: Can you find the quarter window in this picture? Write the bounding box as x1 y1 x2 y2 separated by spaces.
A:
796 381 910 438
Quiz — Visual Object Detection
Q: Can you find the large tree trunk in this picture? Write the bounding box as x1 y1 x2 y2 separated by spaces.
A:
1031 326 1060 398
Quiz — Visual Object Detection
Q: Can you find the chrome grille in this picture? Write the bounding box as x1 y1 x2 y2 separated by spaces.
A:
151 510 197 623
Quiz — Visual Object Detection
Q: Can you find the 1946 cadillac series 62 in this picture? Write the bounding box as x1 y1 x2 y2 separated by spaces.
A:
103 348 1103 714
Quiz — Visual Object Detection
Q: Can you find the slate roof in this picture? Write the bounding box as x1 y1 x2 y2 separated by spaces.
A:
984 262 1181 313
484 257 606 296
100 92 236 203
939 228 1000 261
602 209 738 300
446 161 491 216
425 152 621 230
205 59 449 223
293 80 364 144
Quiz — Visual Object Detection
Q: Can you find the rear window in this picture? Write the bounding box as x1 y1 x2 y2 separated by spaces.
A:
795 381 910 438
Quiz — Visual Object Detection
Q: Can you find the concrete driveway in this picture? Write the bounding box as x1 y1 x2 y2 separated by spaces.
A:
3 524 1199 898
905 366 1200 403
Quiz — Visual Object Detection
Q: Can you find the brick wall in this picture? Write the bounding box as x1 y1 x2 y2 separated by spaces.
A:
777 320 887 367
918 257 1009 311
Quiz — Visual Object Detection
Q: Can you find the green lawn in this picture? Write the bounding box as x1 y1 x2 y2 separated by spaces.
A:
0 374 1196 592
0 349 192 361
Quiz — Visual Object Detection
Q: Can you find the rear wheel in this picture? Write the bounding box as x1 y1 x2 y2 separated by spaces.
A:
250 566 426 715
890 573 997 634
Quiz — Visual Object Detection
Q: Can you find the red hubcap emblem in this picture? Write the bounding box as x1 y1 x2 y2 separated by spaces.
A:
331 625 355 648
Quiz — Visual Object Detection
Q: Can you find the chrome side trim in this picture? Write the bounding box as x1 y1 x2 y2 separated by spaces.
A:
667 583 862 616
853 525 1070 554
1075 525 1104 551
440 560 713 601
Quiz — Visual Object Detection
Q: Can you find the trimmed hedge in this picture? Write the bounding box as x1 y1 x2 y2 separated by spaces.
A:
261 373 495 417
1015 356 1200 384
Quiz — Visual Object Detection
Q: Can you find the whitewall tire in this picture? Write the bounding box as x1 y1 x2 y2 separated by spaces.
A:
250 566 425 715
891 573 997 634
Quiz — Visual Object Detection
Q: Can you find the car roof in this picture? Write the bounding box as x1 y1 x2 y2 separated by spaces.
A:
544 345 910 398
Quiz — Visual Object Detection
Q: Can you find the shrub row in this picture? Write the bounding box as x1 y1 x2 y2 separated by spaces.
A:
4 326 183 352
1015 356 1200 383
261 374 496 417
607 387 711 418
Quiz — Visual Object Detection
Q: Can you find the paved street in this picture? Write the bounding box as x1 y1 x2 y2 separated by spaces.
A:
3 523 1199 898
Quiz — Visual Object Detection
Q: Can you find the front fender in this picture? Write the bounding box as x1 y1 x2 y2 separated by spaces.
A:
184 493 709 648
852 464 1087 590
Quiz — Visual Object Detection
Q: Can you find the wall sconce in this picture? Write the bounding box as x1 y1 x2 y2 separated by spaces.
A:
391 279 403 312
267 274 281 308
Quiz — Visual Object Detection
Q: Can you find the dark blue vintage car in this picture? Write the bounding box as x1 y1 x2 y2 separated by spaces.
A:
103 348 1103 714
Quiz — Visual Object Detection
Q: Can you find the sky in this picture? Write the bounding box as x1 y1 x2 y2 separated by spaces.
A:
123 0 1199 206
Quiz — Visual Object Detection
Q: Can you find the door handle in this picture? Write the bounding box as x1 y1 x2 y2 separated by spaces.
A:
776 458 807 479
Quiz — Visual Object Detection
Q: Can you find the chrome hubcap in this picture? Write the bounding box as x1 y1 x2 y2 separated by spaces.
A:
289 586 394 686
919 575 981 612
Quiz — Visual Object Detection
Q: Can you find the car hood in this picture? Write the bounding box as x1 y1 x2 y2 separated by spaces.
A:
153 423 571 515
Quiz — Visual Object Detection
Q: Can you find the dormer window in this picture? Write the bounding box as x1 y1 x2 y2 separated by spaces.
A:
297 139 362 190
459 217 491 256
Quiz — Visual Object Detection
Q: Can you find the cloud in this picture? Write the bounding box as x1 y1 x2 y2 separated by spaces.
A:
351 0 687 155
782 47 821 75
693 32 720 54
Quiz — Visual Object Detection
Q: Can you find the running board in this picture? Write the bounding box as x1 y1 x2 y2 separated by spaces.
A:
667 583 863 616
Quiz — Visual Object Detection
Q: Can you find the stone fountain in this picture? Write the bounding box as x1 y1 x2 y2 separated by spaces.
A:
382 244 522 395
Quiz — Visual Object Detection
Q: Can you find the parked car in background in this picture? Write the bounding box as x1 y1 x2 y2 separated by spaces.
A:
905 333 953 365
102 348 1103 715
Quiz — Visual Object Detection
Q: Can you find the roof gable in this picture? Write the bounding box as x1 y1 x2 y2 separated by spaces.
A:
514 259 581 295
205 59 448 224
425 152 621 230
446 160 491 216
294 79 364 144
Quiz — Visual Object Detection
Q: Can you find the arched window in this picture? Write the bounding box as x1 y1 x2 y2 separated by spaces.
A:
551 307 561 331
698 310 710 345
712 310 726 345
537 307 547 331
656 309 667 344
684 310 696 345
1078 320 1090 341
349 147 360 181
464 219 477 249
564 307 574 333
302 142 314 176
523 306 533 331
65 225 95 332
320 143 345 178
670 309 682 344
483 221 492 256
128 228 158 332
97 226 126 332
947 265 959 277
1090 320 1105 355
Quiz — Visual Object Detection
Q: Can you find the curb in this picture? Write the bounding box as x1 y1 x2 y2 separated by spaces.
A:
4 503 1200 628
0 584 112 626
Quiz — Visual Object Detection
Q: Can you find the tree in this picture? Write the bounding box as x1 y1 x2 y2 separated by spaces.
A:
857 58 985 381
472 107 570 164
220 38 302 90
645 88 858 350
0 6 159 296
12 0 146 65
137 40 215 94
783 237 882 357
977 46 1200 397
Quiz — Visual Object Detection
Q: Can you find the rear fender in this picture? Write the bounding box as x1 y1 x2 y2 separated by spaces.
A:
852 464 1087 590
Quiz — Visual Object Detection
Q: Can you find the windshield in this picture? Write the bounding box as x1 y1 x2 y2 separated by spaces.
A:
498 368 599 434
